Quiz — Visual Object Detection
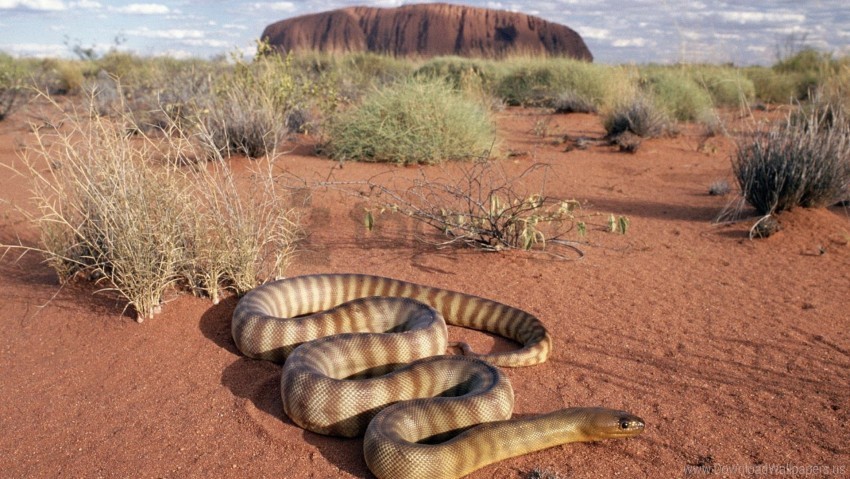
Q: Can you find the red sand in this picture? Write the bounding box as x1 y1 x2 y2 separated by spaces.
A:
1 103 848 478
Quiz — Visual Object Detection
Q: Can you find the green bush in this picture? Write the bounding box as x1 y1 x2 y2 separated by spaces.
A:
325 78 497 165
415 56 497 89
744 67 800 104
0 53 31 121
773 48 838 75
495 63 555 106
733 105 850 215
493 58 629 109
96 51 150 81
690 66 755 107
38 58 86 94
750 48 842 102
292 51 413 105
639 67 714 122
338 52 414 85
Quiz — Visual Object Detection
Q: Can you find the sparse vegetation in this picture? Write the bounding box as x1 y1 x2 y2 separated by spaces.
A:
12 94 300 320
733 104 850 215
603 94 671 139
200 52 302 158
3 48 850 313
354 161 589 255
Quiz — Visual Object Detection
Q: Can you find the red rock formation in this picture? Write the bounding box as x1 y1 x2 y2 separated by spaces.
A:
261 3 592 60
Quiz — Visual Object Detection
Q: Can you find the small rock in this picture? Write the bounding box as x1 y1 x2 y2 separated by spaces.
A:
751 216 780 238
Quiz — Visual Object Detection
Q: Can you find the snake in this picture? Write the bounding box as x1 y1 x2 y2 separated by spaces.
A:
232 273 644 479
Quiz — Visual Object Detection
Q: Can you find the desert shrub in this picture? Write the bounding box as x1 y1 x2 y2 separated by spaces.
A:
148 61 216 129
361 161 585 253
338 52 414 86
493 58 627 109
553 90 597 114
744 67 800 104
773 48 836 75
16 94 300 320
414 56 504 110
83 64 217 144
24 97 190 320
816 63 850 120
603 94 671 138
556 61 632 109
773 48 838 97
639 67 714 122
177 141 300 303
324 77 497 165
200 88 283 158
39 59 86 94
415 56 496 89
87 56 220 133
96 51 151 82
495 63 554 106
690 66 755 107
733 104 850 215
753 48 842 102
0 53 31 121
292 51 413 106
200 54 299 158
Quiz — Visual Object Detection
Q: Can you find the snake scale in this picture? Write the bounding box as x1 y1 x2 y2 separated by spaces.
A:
232 273 644 479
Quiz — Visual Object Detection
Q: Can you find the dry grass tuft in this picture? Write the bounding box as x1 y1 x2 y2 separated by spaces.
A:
733 103 850 215
9 92 300 320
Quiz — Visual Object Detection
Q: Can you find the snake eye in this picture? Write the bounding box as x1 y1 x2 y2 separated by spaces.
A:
619 419 630 429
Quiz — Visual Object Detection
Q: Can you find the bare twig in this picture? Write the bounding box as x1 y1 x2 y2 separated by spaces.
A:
316 160 587 258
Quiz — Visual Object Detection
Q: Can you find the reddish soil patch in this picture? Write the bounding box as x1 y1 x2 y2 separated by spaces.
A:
1 102 848 478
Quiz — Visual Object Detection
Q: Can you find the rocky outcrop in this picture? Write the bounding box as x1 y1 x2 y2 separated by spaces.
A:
261 3 592 60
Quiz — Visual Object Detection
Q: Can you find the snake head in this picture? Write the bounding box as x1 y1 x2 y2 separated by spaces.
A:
573 407 645 441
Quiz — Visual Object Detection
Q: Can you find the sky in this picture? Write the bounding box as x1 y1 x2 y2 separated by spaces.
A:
1 0 848 65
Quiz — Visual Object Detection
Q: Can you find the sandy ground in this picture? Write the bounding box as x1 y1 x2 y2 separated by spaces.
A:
1 101 848 479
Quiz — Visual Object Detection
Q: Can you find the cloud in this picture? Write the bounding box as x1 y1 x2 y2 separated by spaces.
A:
250 2 295 12
578 27 610 40
127 27 204 39
160 49 193 59
70 0 99 8
0 0 66 11
484 2 527 13
112 3 169 14
182 38 232 48
611 38 648 48
717 11 805 24
0 42 67 57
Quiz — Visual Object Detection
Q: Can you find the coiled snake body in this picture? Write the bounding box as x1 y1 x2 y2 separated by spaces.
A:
232 274 644 479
